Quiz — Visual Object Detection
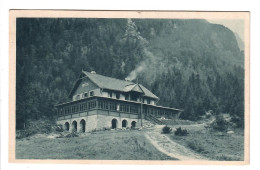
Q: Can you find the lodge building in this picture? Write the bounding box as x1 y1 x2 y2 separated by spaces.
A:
55 71 182 132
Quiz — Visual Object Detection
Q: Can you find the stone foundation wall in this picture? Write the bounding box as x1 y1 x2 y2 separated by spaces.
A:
56 109 141 133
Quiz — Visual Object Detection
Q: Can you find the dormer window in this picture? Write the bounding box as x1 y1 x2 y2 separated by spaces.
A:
116 92 120 99
84 92 88 98
147 99 150 104
109 92 113 98
125 94 129 100
90 91 94 96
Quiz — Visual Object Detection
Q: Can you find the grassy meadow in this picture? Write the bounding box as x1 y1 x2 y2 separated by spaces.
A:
168 124 244 161
16 129 175 160
16 120 244 161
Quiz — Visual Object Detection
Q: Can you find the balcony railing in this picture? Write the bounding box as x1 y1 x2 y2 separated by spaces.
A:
56 97 178 119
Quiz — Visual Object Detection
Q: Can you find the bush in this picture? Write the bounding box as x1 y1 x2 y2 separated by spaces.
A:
231 115 244 128
187 141 206 153
162 126 172 134
65 132 79 138
211 115 229 132
102 127 111 131
56 124 63 132
16 129 38 139
174 127 188 136
16 118 57 139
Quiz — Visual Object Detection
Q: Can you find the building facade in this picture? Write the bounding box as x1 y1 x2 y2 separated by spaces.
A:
55 71 182 132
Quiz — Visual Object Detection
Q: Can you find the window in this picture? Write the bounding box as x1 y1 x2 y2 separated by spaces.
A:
89 101 96 109
110 102 116 111
84 103 88 110
79 105 82 111
125 94 129 100
130 105 138 113
98 101 101 108
119 105 126 112
59 109 63 115
126 105 130 112
109 92 113 98
116 93 120 99
84 92 88 98
104 102 108 109
90 91 94 96
147 99 150 104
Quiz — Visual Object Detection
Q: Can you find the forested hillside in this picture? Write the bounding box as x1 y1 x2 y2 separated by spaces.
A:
16 18 244 129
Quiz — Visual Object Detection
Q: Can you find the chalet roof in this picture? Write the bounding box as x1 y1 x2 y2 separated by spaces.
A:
80 71 159 99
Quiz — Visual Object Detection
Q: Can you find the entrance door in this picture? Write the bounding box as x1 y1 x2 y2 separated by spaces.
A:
112 119 117 129
131 121 136 128
64 122 70 131
122 120 127 128
72 121 77 132
80 119 86 132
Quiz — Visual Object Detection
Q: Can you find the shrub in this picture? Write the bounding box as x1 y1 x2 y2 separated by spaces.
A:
187 141 205 153
91 129 97 133
56 124 63 132
102 127 111 131
162 126 172 134
215 154 233 161
16 129 38 139
65 132 79 138
174 127 188 136
231 115 244 129
211 115 229 132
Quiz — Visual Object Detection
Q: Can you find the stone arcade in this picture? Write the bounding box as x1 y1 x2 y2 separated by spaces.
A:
55 71 182 132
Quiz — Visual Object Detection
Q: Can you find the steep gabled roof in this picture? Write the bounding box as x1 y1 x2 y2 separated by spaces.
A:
69 71 159 99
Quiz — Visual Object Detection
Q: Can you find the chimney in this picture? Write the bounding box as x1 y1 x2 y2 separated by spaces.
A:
91 71 96 74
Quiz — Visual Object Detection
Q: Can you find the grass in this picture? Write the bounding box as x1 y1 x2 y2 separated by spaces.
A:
168 124 244 161
16 120 245 161
16 129 175 160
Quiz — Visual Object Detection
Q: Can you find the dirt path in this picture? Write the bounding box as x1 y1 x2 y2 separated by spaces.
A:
144 125 208 161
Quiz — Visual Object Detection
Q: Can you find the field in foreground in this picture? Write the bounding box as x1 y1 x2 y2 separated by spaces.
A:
16 122 244 161
167 123 244 161
16 129 176 160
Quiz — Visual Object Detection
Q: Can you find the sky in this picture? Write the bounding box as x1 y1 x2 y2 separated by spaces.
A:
207 19 244 41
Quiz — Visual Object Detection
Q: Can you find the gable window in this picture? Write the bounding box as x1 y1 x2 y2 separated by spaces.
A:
84 92 88 98
90 91 94 96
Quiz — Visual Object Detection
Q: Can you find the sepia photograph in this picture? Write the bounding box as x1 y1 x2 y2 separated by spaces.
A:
8 10 249 164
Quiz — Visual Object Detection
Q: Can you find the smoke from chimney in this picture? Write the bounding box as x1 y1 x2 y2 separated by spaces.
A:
125 49 157 81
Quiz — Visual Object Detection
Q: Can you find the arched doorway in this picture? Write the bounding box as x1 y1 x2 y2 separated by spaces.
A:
72 121 77 132
122 120 127 128
131 121 136 128
64 122 70 131
80 119 86 132
111 119 118 129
